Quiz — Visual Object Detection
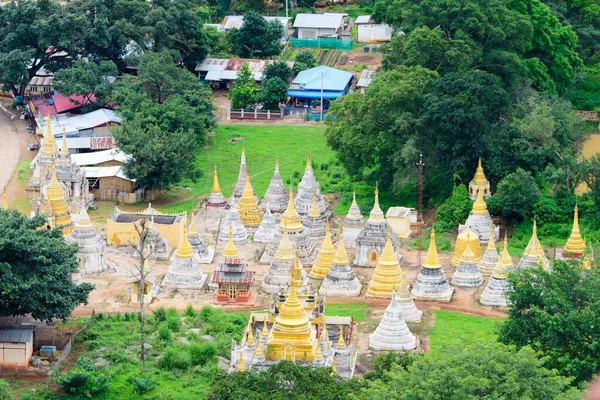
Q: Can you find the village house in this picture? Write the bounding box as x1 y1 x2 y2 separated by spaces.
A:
0 330 34 370
293 13 346 39
195 58 294 90
288 65 354 108
355 15 393 43
356 69 376 94
217 15 290 41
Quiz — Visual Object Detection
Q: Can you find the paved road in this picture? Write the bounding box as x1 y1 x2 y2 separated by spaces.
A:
0 102 21 190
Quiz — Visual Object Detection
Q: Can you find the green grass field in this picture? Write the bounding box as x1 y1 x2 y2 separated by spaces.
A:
325 302 371 322
427 310 504 352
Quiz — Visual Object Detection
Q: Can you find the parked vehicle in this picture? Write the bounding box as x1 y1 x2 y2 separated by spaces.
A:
27 143 40 151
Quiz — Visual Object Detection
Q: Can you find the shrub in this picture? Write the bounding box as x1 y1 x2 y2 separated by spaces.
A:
153 307 167 322
534 197 560 226
104 347 129 363
166 307 179 319
55 357 109 398
293 170 301 179
0 380 12 400
189 342 218 366
158 324 172 343
131 375 156 396
167 316 181 332
435 184 472 231
158 346 191 371
320 163 329 171
185 304 196 318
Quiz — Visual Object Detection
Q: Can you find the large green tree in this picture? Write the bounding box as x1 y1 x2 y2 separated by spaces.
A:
488 168 541 222
53 59 118 109
499 260 600 384
0 210 93 322
228 62 258 109
234 11 283 58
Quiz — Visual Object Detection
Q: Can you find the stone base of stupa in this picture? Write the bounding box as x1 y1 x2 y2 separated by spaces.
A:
516 254 550 270
397 300 423 323
451 271 483 287
555 248 584 260
460 217 498 245
478 250 499 275
341 225 362 248
479 277 509 307
197 246 215 264
369 331 417 352
161 272 208 291
319 277 362 297
411 268 453 302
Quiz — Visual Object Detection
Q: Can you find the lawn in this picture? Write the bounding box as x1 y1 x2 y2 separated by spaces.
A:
427 310 504 352
325 301 370 322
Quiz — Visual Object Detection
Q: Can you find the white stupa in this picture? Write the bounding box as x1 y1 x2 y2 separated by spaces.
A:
369 291 417 351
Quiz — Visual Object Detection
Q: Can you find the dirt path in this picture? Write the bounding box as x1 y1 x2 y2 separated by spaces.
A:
0 98 21 191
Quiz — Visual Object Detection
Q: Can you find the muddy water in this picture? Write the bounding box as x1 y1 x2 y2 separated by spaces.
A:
576 133 600 194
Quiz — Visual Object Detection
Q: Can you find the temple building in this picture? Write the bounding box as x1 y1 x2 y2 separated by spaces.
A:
451 227 481 267
304 193 326 242
396 273 422 323
107 204 185 247
478 225 499 275
259 189 318 266
369 291 417 351
238 174 263 228
480 234 514 307
29 120 87 215
39 163 73 235
341 191 364 247
218 198 249 243
260 160 289 213
206 166 226 207
366 231 403 298
516 221 550 270
354 186 398 267
386 207 413 239
412 228 454 302
308 222 335 282
451 235 484 287
233 148 258 204
459 188 498 244
294 155 329 221
161 224 207 291
561 204 586 258
127 269 157 304
320 229 362 297
213 226 254 303
254 202 277 243
188 216 213 263
65 195 107 274
468 158 491 200
261 229 299 294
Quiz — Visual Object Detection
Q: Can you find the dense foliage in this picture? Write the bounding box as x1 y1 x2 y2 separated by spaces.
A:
234 12 283 58
228 62 259 109
0 210 93 322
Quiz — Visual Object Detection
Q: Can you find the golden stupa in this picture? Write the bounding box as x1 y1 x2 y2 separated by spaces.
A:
517 220 550 270
43 163 72 235
238 174 263 227
175 223 194 259
451 228 481 267
366 230 403 298
308 222 335 280
472 187 489 216
423 227 442 269
493 233 514 280
279 189 304 233
223 225 238 258
267 270 318 361
41 114 57 157
207 165 226 206
468 158 490 200
308 192 321 218
291 252 305 289
564 204 586 256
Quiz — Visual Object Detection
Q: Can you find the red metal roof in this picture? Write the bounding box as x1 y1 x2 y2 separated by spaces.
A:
53 93 97 113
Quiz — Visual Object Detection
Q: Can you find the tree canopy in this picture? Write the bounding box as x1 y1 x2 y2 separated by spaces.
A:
53 59 118 110
0 210 93 322
234 12 283 58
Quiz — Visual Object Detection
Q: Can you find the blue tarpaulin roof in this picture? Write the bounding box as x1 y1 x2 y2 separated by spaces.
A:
287 90 346 99
292 66 353 91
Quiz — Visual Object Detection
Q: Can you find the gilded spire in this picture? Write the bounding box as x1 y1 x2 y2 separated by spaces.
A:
274 227 295 261
472 187 488 215
423 228 441 269
262 315 269 338
472 157 488 185
188 217 199 236
486 224 496 251
175 222 194 259
460 232 476 263
523 220 544 258
367 230 402 297
74 194 92 229
314 339 323 361
291 251 304 288
255 332 264 357
212 165 222 194
273 269 311 329
330 357 337 375
332 227 349 265
246 323 255 346
237 352 245 372
308 192 321 218
337 326 345 348
223 224 238 258
494 233 513 279
2 186 6 210
308 222 335 280
280 188 303 232
41 114 57 156
306 153 312 170
368 183 384 223
238 173 263 226
564 204 586 254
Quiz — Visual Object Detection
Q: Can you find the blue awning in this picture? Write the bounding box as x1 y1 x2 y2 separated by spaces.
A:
287 90 346 99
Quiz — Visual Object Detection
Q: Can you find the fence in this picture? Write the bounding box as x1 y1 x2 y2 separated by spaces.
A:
573 110 599 122
291 37 353 50
227 106 284 120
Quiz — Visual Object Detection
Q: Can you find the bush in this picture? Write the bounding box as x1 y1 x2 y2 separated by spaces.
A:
153 307 167 322
534 197 560 226
55 357 109 399
104 347 129 363
166 307 179 319
434 184 472 231
167 316 181 332
131 375 156 396
189 342 218 366
0 380 12 400
185 304 196 318
158 346 191 371
158 324 172 343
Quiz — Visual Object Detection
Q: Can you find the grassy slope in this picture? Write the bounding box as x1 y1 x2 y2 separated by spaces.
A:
427 310 503 351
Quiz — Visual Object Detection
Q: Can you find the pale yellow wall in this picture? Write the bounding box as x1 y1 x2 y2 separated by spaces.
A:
0 341 31 368
387 216 411 238
107 218 184 247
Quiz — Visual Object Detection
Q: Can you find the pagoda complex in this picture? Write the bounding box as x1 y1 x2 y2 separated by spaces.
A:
260 160 289 213
480 234 514 307
562 204 586 258
468 158 491 200
369 291 417 351
307 222 335 282
412 228 454 302
65 195 107 274
478 225 499 275
354 185 398 267
516 221 550 270
39 163 73 235
451 234 484 287
303 193 326 242
396 273 423 323
366 231 403 298
341 191 364 247
161 224 207 291
460 188 498 244
212 226 254 303
259 189 318 266
237 174 263 228
29 119 87 215
233 148 258 204
254 202 277 243
451 227 481 267
206 166 226 207
320 230 362 297
261 229 300 294
294 155 329 221
218 198 249 243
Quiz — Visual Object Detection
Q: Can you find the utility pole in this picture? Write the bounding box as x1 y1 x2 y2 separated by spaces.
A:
417 152 424 269
285 0 288 18
320 71 324 122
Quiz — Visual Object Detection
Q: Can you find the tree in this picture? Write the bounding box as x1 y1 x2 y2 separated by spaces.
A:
490 168 541 222
263 61 293 83
499 260 600 384
0 210 93 322
293 50 316 74
53 59 118 110
228 62 258 109
55 357 109 398
435 184 473 232
360 342 581 399
235 11 283 58
261 77 288 109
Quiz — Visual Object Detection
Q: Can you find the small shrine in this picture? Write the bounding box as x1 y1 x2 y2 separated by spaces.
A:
369 291 417 351
206 166 226 207
260 160 289 213
396 273 422 323
254 201 277 243
468 158 491 200
320 229 362 297
480 234 514 307
516 221 550 270
341 191 364 247
237 174 263 228
478 225 499 275
450 227 481 267
366 231 403 298
161 224 207 291
459 188 498 244
386 207 412 239
307 222 335 282
127 267 157 304
303 193 326 242
218 198 249 243
412 228 454 302
213 226 254 303
451 234 484 287
294 155 329 221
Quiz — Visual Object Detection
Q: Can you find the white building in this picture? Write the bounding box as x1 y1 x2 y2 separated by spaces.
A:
218 15 290 41
293 13 346 39
355 15 392 43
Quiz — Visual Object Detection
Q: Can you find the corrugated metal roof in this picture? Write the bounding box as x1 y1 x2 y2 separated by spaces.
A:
0 330 33 343
84 166 134 181
194 58 228 72
293 13 345 29
221 15 244 30
356 69 376 88
72 148 128 166
355 15 372 24
196 58 293 82
292 65 353 91
38 109 121 137
204 71 223 81
29 76 54 86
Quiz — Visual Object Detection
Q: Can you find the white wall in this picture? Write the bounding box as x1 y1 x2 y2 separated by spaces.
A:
298 27 338 39
357 24 392 42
